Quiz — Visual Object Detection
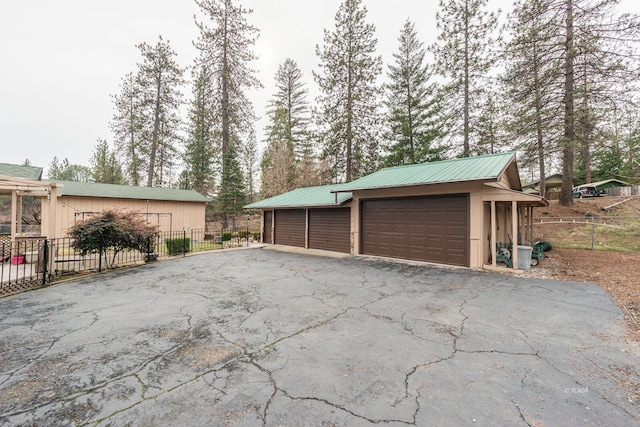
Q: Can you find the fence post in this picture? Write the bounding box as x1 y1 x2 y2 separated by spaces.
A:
41 239 49 286
591 216 595 251
183 230 187 257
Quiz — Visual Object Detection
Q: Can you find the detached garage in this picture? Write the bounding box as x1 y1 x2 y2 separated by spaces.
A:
247 152 548 270
245 185 353 253
308 207 351 253
360 195 469 267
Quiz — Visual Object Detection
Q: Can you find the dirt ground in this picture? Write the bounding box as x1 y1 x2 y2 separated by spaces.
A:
527 196 640 338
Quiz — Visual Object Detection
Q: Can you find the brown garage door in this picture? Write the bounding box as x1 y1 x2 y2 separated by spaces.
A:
308 208 351 253
360 194 469 267
263 211 273 244
274 209 306 247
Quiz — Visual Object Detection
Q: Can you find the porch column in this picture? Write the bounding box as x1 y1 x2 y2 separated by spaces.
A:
305 208 309 249
528 207 534 243
512 201 518 270
10 190 17 241
48 186 58 239
490 201 497 267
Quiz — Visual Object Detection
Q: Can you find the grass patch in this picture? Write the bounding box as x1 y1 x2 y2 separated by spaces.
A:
538 218 640 252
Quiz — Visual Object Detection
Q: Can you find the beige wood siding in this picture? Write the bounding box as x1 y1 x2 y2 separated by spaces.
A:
54 196 205 238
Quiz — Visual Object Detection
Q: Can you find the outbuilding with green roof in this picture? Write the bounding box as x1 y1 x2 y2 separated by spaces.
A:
2 162 209 240
49 180 208 237
247 152 548 270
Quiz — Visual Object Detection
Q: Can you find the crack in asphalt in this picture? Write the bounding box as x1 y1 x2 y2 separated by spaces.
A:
514 401 541 426
575 349 640 422
2 252 638 426
0 310 100 388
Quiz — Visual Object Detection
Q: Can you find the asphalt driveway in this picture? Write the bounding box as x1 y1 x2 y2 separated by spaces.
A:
0 248 638 426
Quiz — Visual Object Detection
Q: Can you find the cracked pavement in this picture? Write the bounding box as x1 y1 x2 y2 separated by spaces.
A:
1 247 639 426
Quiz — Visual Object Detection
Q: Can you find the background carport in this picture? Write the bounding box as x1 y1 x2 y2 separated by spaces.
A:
245 184 353 253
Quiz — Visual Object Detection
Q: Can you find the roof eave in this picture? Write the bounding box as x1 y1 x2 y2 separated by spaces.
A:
496 154 522 191
331 176 499 193
244 198 353 210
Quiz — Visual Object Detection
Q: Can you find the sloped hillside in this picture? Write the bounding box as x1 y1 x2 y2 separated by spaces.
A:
528 196 640 338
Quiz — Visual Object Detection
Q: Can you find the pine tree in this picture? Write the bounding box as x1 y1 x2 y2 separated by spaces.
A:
91 139 124 184
501 0 563 198
47 157 63 180
136 36 185 187
47 157 92 182
240 130 258 204
111 73 146 186
384 20 443 167
217 142 246 226
314 0 383 182
182 65 218 196
261 106 296 198
194 0 261 183
431 0 499 157
571 0 640 187
267 59 311 161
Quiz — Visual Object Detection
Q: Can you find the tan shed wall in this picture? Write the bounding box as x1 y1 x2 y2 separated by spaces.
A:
54 196 206 238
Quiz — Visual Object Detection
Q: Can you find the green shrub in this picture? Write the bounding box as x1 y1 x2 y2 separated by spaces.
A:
253 232 260 241
238 230 250 239
166 237 191 255
222 232 233 241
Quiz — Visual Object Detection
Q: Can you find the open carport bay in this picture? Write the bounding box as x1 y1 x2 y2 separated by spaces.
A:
0 248 638 426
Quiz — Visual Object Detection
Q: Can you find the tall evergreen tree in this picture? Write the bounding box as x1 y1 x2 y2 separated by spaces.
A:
182 65 218 196
266 59 311 161
431 0 499 157
502 0 563 198
559 0 577 205
314 0 383 182
90 139 124 184
261 105 296 198
136 36 185 187
384 19 443 167
194 0 261 180
111 73 146 186
217 142 246 224
475 89 504 156
571 0 640 186
240 130 258 204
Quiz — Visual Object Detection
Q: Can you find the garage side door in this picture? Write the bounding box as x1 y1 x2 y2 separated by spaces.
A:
360 195 469 267
263 211 273 244
274 209 305 247
308 208 351 253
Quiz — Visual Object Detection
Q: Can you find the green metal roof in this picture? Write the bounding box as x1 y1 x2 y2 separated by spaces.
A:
245 184 352 209
334 152 517 193
0 162 43 180
49 180 209 203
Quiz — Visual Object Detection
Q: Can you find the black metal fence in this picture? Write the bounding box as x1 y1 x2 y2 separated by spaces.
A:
0 227 256 298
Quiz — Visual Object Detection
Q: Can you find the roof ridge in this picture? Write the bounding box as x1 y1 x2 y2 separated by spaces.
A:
375 152 515 173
